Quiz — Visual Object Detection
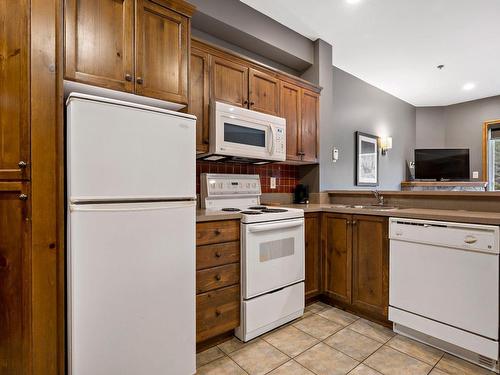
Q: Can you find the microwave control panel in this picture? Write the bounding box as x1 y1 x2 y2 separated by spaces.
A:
275 128 285 155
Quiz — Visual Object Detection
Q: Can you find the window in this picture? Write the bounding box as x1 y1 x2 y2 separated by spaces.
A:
485 121 500 191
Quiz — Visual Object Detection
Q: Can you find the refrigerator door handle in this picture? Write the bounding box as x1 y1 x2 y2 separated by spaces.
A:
69 200 196 212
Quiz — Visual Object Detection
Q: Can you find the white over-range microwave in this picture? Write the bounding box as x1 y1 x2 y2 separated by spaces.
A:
199 101 286 163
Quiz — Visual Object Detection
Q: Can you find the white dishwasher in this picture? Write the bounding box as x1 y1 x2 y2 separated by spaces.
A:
389 217 499 373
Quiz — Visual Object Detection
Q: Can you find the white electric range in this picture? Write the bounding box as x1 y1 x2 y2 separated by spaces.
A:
201 173 305 341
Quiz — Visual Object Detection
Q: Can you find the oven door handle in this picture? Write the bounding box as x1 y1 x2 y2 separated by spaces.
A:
248 220 303 233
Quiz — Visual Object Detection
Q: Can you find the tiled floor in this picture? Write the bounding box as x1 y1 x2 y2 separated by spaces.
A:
196 302 497 375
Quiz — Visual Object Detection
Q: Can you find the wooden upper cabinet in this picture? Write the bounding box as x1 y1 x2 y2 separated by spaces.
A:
64 0 135 92
135 0 189 104
0 182 30 374
322 213 352 304
280 82 301 161
351 215 389 318
190 48 210 154
249 68 279 116
300 90 319 163
305 213 321 300
0 0 30 180
211 56 249 108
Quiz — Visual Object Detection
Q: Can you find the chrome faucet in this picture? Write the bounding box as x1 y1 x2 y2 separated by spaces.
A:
371 190 384 206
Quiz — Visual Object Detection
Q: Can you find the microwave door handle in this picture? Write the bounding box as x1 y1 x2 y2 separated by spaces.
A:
248 221 303 233
268 125 275 155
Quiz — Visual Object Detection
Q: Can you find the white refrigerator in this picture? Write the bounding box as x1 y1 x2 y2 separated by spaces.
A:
66 93 196 375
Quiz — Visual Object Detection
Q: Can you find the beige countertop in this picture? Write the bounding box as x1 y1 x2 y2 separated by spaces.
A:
196 204 500 225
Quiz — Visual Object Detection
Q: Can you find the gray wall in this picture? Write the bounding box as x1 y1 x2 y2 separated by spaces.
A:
416 107 446 148
320 67 416 191
415 95 500 177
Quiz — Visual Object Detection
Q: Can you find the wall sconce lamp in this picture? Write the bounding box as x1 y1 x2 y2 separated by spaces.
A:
380 136 392 155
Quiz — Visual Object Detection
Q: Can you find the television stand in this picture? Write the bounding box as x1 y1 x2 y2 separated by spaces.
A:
401 181 487 192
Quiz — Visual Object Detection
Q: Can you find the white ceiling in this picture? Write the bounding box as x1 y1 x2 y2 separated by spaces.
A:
240 0 500 107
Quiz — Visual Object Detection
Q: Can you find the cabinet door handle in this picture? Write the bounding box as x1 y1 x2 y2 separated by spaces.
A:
243 100 249 105
346 220 351 225
352 220 357 225
215 274 222 281
19 194 28 201
250 101 255 106
136 77 143 84
125 74 132 82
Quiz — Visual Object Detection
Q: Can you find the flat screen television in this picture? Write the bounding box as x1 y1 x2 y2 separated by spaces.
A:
414 149 470 180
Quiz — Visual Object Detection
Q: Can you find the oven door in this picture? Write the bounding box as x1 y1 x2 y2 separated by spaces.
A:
242 218 304 299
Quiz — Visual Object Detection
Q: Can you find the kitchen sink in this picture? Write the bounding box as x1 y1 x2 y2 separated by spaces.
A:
332 204 399 211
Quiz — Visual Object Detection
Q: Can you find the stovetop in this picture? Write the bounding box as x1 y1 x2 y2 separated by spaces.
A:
219 205 304 224
200 173 303 223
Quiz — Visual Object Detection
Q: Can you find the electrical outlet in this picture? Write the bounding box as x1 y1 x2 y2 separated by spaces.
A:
332 147 339 162
472 171 479 179
270 177 276 189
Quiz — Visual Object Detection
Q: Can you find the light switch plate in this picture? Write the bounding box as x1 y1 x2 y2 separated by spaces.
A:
472 171 479 179
270 177 276 189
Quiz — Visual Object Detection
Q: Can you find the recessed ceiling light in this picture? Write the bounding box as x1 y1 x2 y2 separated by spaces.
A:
463 82 476 91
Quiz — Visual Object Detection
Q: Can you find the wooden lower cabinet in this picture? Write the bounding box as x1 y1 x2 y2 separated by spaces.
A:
196 285 240 343
322 213 352 304
304 213 321 300
196 220 240 345
351 215 389 319
321 213 389 321
0 182 30 374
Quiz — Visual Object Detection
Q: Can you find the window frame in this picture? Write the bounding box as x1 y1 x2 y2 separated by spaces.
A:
483 119 500 191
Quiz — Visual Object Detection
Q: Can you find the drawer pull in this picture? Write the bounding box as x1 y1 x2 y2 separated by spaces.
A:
215 251 222 258
215 309 222 317
215 274 222 281
214 229 221 236
464 236 478 244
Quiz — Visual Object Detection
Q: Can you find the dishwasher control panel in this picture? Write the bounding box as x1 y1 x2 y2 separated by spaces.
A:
389 218 499 254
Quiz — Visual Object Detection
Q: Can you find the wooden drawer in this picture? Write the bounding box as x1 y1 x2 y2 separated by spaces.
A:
197 241 240 270
196 263 240 294
196 220 240 246
196 285 240 343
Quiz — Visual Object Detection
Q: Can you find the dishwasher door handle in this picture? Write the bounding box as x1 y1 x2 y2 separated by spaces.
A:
464 235 478 244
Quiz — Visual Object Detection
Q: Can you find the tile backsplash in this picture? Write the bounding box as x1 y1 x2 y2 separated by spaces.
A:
196 161 299 193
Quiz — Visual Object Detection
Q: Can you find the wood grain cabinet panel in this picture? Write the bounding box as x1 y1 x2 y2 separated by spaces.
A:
0 182 30 374
196 241 240 270
64 0 135 92
135 0 189 104
0 0 30 180
300 90 319 163
196 285 240 343
196 263 240 294
305 213 321 300
249 68 279 116
280 82 302 161
196 220 240 246
322 213 352 304
190 48 210 154
351 215 389 318
211 56 249 108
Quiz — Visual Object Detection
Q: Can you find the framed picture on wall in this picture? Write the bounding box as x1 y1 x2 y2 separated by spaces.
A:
356 132 379 186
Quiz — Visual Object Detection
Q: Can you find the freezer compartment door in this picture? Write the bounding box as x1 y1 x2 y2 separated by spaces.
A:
67 96 195 202
68 201 195 375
